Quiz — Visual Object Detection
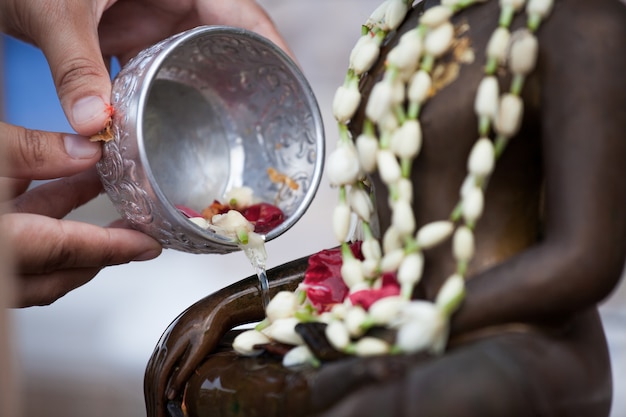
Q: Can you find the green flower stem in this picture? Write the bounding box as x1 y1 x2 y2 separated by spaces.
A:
408 101 421 119
363 118 376 137
338 122 351 144
394 104 407 125
421 54 435 74
479 115 491 137
494 134 509 158
362 221 374 240
403 236 420 254
341 242 354 259
255 318 271 331
401 157 413 178
237 228 249 245
485 56 498 75
456 259 468 276
510 73 525 96
499 4 515 27
361 24 369 36
527 14 542 32
450 201 463 222
339 185 348 204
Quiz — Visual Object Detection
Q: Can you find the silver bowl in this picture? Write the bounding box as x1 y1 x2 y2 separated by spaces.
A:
97 26 325 254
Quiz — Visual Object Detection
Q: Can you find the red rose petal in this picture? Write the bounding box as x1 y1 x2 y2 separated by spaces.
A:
241 203 285 234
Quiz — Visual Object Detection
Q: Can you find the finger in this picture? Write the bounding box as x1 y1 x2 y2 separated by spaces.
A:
3 213 162 274
0 178 31 200
15 266 103 307
33 0 112 135
12 167 102 218
196 0 296 60
0 122 102 179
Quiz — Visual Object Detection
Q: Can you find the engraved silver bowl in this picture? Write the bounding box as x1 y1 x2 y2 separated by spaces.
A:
97 26 325 254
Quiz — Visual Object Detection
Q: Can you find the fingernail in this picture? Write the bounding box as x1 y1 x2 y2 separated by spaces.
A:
72 96 107 127
133 248 162 262
64 134 101 159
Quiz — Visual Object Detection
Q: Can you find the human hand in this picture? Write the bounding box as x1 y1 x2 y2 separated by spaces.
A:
0 121 162 307
0 0 293 136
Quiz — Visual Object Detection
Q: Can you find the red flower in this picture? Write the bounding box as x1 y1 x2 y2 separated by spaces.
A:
303 242 363 313
348 272 401 310
241 203 285 234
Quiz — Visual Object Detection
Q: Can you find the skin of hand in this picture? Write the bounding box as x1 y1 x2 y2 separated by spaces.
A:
0 0 293 137
0 122 163 307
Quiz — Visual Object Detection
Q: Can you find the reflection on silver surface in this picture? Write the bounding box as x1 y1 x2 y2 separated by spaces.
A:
98 26 325 254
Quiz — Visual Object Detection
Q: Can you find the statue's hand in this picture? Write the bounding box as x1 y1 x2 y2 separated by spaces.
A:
144 255 310 417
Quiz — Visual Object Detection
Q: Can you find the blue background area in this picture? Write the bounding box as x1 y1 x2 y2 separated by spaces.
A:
2 35 72 132
1 34 119 132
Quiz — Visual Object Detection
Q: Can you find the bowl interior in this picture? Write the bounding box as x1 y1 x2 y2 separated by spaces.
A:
140 27 324 240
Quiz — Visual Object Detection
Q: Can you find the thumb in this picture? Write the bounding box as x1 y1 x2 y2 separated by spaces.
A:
36 0 112 136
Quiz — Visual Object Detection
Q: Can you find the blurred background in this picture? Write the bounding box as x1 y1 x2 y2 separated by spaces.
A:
1 1 625 416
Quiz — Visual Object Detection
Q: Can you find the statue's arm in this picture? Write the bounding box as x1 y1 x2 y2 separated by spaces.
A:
452 1 626 336
144 254 309 417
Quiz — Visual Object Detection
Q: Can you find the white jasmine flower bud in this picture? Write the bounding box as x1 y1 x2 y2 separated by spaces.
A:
327 142 361 186
325 320 351 350
397 251 425 287
453 226 474 262
332 84 361 123
342 256 365 288
384 0 410 31
500 0 526 11
367 0 390 27
356 133 379 173
232 329 271 356
378 111 399 134
462 186 484 224
331 303 348 319
387 30 422 72
345 305 368 337
416 221 454 249
368 296 408 325
390 78 406 104
377 149 402 185
408 70 432 104
390 120 422 159
396 177 413 203
366 81 394 123
486 27 511 65
424 22 454 57
467 137 495 178
395 306 446 354
211 210 254 241
381 247 405 272
526 0 554 18
420 5 454 27
362 237 382 261
460 174 477 199
350 35 382 75
509 30 538 75
224 186 255 209
383 226 403 253
188 217 210 229
435 273 466 315
349 186 374 222
355 337 390 356
262 318 304 346
282 345 315 367
361 258 380 278
391 199 416 235
495 93 524 138
333 202 352 242
474 76 499 119
265 291 299 322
